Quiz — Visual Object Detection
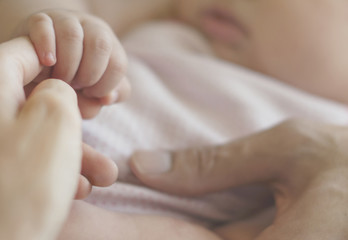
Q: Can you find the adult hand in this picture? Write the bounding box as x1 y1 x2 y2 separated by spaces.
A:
75 142 118 199
0 79 81 240
0 37 116 239
130 120 348 239
0 36 118 200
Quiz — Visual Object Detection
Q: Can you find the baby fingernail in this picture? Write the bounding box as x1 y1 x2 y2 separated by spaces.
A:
99 90 119 105
44 52 56 66
131 150 172 175
109 90 119 103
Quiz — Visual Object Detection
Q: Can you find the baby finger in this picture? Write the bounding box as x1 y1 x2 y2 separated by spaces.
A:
28 12 56 66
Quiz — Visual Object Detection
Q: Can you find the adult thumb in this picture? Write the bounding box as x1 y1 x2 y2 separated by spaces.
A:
130 120 321 196
17 78 82 195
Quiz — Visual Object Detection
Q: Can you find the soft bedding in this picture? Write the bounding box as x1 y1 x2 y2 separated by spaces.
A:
83 21 348 226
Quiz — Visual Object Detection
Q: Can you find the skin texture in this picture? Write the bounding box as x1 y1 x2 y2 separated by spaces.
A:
131 120 348 239
0 37 120 239
0 1 130 200
17 9 131 119
175 0 348 105
57 201 221 240
0 37 81 240
1 0 348 239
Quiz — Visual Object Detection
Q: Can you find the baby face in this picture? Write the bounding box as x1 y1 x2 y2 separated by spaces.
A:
176 0 348 104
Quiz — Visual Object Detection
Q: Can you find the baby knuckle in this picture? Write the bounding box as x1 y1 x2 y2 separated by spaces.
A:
91 34 113 54
28 12 52 26
63 28 83 42
109 56 128 76
60 21 84 42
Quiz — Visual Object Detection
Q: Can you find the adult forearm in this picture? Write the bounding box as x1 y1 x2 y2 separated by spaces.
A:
0 0 90 42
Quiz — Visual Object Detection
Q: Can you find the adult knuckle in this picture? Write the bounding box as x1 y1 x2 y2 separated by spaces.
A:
39 93 66 114
46 97 78 124
275 119 312 143
193 147 218 177
283 119 328 143
177 147 217 194
278 119 342 170
279 119 308 132
33 88 76 122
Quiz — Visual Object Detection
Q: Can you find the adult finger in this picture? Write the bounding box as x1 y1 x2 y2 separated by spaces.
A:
17 79 81 167
80 143 118 187
16 79 82 234
0 37 42 122
74 175 92 200
51 14 84 83
27 12 56 66
130 120 335 196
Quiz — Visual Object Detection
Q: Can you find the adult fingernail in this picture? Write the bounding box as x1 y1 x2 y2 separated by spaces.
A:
131 150 172 175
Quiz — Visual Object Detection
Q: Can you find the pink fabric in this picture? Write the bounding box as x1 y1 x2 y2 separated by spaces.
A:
84 21 348 226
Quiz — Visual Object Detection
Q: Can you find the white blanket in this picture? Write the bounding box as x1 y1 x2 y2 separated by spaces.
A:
84 21 348 226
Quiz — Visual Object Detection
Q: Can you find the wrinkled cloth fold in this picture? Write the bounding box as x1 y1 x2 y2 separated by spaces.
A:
84 21 348 226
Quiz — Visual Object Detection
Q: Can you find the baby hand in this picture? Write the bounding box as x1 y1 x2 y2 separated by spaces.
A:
16 9 130 118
